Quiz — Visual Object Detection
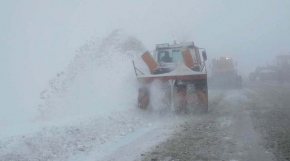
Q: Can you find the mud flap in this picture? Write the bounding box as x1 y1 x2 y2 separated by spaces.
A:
196 81 208 113
175 85 188 113
138 87 149 109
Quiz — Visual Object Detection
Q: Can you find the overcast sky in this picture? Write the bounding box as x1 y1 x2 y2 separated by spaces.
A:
1 0 290 109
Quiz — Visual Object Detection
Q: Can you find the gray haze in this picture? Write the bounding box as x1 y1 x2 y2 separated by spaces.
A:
1 0 290 109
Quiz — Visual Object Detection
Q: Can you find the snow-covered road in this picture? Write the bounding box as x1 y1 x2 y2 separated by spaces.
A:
140 82 290 161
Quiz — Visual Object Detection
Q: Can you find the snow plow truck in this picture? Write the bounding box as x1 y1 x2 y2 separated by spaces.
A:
209 57 242 88
276 54 290 83
248 66 277 82
132 42 208 113
249 54 290 83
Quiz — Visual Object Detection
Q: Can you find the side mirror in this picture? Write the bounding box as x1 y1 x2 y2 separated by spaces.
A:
202 51 207 61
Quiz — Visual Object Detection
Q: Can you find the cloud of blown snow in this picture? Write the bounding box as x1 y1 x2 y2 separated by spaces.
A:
36 30 145 121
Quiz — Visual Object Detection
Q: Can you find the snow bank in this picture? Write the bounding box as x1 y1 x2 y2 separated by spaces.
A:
0 110 151 161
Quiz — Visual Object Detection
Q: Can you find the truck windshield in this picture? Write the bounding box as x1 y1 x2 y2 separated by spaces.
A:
157 48 197 63
157 49 182 63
